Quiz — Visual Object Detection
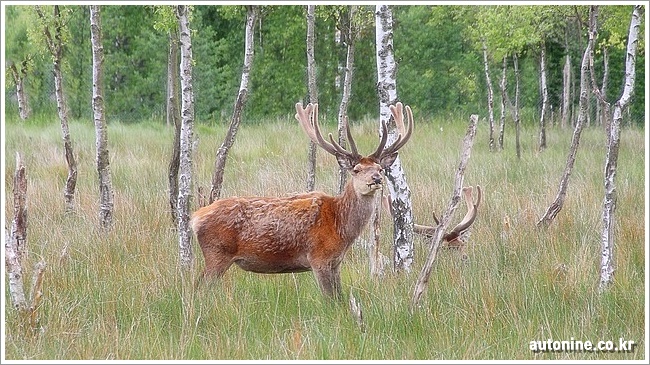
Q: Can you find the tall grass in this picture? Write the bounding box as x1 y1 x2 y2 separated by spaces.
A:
3 114 646 360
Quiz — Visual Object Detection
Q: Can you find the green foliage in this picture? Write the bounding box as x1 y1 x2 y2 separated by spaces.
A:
101 6 168 122
152 5 178 33
3 4 645 124
4 116 645 360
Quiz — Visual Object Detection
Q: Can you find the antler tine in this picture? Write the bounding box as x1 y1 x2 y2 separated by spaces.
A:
447 185 481 235
368 121 389 161
343 115 359 157
369 103 414 161
295 102 318 143
326 116 361 159
383 103 414 156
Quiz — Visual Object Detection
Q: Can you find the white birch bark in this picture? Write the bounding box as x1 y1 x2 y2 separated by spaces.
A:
6 153 28 311
167 30 182 222
9 62 31 120
35 5 77 212
6 227 27 312
561 53 571 129
481 37 495 151
306 4 318 192
498 56 507 150
513 54 521 159
538 41 548 151
599 5 641 292
176 5 195 270
210 5 257 203
91 5 114 230
588 7 611 141
337 6 357 194
376 4 414 272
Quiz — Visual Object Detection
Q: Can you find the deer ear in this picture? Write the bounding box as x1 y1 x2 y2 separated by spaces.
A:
379 152 398 170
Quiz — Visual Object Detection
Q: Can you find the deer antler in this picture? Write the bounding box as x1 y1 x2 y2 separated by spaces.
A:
438 185 482 244
295 103 361 164
368 102 414 162
385 185 481 244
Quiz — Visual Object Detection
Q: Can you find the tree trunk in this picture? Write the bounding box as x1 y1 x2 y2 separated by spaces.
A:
501 54 521 158
412 115 478 308
176 5 195 270
9 61 31 121
589 7 611 141
167 30 182 224
498 56 507 150
7 153 28 311
210 5 257 203
6 153 47 332
481 37 495 151
376 4 414 273
538 41 548 151
537 7 595 228
166 31 180 129
599 5 641 292
561 53 571 129
305 4 318 192
337 6 357 194
36 5 78 212
600 47 610 131
513 54 521 159
90 5 114 231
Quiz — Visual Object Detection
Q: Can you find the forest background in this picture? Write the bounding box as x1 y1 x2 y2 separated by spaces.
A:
4 4 646 126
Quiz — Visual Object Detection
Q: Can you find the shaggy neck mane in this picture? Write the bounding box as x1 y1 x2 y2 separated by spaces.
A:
334 180 378 243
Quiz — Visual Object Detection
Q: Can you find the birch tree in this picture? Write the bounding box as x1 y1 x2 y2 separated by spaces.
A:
376 4 414 272
481 37 496 151
6 7 33 121
6 153 46 332
561 51 571 129
498 56 507 150
176 5 195 269
34 5 77 212
7 60 31 121
336 5 364 194
538 40 549 151
537 6 595 227
305 4 318 192
154 6 182 224
599 5 641 292
90 5 114 230
210 5 258 203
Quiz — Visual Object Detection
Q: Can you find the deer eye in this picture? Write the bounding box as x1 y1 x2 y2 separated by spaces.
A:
352 167 361 174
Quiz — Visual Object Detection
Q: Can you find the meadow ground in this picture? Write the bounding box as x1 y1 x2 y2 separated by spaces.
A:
3 113 647 360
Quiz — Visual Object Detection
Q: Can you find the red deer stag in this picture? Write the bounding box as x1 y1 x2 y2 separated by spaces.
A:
191 102 413 299
383 185 481 260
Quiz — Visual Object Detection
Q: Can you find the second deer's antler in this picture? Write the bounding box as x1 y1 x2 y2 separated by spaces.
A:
383 185 481 246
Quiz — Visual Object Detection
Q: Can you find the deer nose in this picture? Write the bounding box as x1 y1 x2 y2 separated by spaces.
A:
372 174 383 185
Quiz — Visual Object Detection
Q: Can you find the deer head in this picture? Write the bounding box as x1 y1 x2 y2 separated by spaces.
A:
295 102 413 196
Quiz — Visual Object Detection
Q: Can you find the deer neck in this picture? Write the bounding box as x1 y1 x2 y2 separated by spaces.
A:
335 180 379 242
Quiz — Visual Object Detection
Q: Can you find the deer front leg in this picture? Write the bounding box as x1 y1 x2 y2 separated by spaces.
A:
313 265 343 300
